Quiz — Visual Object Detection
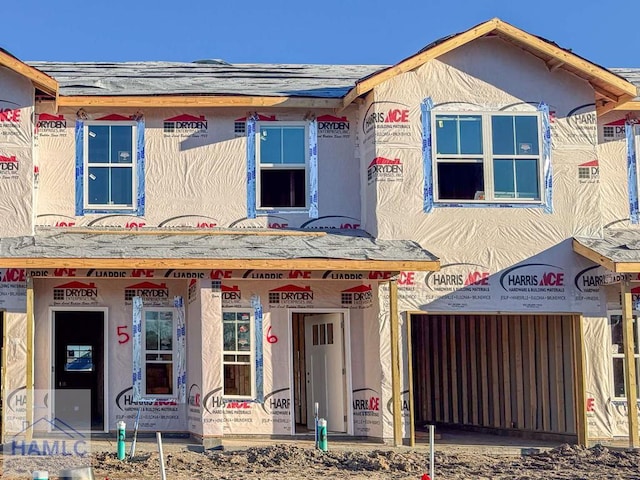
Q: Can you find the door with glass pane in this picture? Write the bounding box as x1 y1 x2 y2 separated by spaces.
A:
53 310 104 430
609 312 640 400
143 309 175 396
223 311 254 397
304 313 346 432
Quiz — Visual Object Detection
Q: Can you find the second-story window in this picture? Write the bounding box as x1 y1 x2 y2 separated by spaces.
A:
83 122 137 210
433 113 542 203
256 122 308 209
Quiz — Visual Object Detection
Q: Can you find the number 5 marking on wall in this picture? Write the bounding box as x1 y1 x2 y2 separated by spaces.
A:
118 325 130 344
266 326 278 344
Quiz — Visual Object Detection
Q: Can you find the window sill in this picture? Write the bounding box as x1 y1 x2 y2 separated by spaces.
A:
434 202 545 209
257 208 309 215
82 207 139 215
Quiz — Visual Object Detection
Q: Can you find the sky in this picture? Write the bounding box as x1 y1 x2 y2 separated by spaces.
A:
2 0 638 67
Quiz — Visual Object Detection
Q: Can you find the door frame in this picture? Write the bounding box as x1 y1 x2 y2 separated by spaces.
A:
50 306 109 433
288 308 353 435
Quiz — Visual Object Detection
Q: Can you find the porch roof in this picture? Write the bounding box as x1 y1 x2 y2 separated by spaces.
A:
0 228 439 272
573 229 640 273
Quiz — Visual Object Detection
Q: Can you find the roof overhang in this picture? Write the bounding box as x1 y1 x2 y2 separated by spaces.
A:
56 95 343 109
1 229 440 272
573 233 640 273
0 49 58 98
342 18 638 113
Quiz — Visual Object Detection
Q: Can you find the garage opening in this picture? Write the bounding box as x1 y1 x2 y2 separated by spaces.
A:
410 314 582 441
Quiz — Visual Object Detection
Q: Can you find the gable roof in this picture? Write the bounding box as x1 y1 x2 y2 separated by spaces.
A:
342 18 638 113
0 48 57 97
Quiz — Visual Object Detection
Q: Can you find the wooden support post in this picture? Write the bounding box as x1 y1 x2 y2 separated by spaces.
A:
26 277 34 441
406 314 415 447
389 280 402 446
572 315 588 446
621 280 639 448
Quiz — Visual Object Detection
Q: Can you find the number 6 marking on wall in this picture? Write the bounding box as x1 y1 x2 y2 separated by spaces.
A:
266 326 278 344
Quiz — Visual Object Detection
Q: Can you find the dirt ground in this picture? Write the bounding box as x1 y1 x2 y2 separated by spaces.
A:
4 441 640 479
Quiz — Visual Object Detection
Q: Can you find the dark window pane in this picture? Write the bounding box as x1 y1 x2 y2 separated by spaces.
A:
146 363 173 395
613 357 625 397
493 159 515 198
111 168 133 205
224 364 251 396
515 116 539 155
65 345 93 372
437 162 484 201
88 167 109 205
260 169 305 208
158 317 173 350
223 322 236 351
88 126 110 163
515 159 539 199
145 318 159 350
459 116 483 154
237 323 251 351
492 116 515 155
609 315 638 355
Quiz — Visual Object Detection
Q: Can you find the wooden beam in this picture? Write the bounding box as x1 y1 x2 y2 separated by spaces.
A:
572 315 588 446
406 313 415 447
550 316 565 432
479 316 489 426
26 277 34 441
460 316 469 425
449 316 459 424
0 51 58 97
513 317 525 430
342 19 499 107
546 58 565 72
621 279 639 448
441 316 450 422
389 279 402 446
595 95 637 116
57 95 342 109
593 85 620 103
490 317 500 428
501 316 512 428
613 263 640 274
539 316 551 432
572 239 617 272
469 316 479 426
0 257 439 272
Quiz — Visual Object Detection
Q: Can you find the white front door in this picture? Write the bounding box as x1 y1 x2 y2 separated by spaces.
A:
304 313 346 432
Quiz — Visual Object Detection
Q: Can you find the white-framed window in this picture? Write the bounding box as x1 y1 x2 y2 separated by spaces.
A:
222 309 255 398
608 311 640 399
433 112 543 203
83 121 137 210
143 308 176 397
256 121 308 209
